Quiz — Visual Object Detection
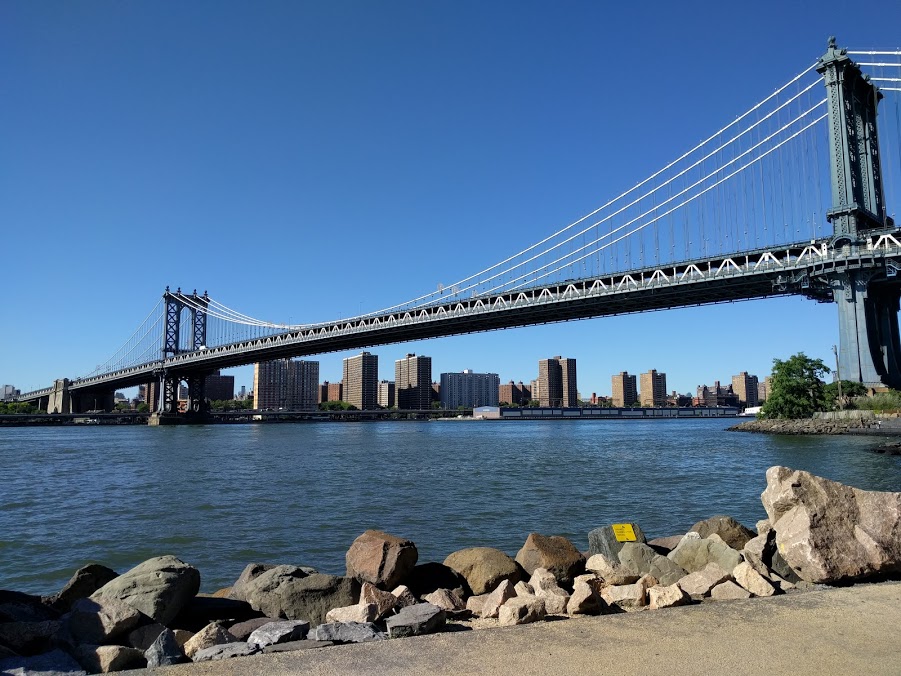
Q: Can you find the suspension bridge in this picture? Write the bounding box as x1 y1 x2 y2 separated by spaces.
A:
15 40 901 419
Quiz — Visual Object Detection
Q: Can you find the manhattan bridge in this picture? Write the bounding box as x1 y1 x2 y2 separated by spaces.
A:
16 40 901 420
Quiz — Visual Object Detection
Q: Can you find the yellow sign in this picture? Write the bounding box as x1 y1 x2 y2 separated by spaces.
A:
612 523 637 542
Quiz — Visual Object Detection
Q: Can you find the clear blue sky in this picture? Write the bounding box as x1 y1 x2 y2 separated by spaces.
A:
2 1 901 397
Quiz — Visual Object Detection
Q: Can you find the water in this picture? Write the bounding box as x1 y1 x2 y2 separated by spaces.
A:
1 419 899 596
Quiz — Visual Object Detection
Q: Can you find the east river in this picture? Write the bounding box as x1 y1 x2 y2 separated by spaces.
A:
1 419 899 596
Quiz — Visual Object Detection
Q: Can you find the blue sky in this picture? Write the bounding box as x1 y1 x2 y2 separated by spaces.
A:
2 1 901 397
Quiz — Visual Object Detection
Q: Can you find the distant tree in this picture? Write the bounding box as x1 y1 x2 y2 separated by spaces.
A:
853 390 901 411
319 400 357 411
114 402 131 411
431 401 442 409
759 353 830 419
823 380 868 410
136 403 150 413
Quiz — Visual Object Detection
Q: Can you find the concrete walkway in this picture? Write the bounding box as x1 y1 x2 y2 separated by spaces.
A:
133 581 901 676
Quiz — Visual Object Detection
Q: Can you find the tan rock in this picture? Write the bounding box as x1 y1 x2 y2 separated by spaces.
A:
733 562 776 597
423 588 465 611
346 530 418 589
74 645 145 673
567 576 603 615
391 585 419 608
514 581 534 596
498 595 546 626
325 603 377 623
761 466 901 583
514 533 585 586
465 594 488 616
668 537 743 574
480 580 516 619
444 547 522 595
361 582 398 618
600 580 649 611
742 531 775 577
183 622 237 659
710 581 751 601
648 583 690 609
173 628 193 647
66 596 143 644
677 563 732 597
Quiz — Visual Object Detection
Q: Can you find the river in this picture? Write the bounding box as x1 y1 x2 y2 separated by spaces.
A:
1 419 898 596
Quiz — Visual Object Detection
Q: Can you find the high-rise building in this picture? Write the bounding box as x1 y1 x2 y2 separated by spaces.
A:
378 380 395 408
343 352 378 410
1 384 19 401
253 359 319 410
732 372 760 408
611 371 638 407
440 370 500 409
640 369 667 407
395 354 432 409
205 370 235 401
530 378 540 403
757 376 772 403
328 381 343 403
318 381 329 404
499 381 531 406
694 381 739 407
538 356 578 407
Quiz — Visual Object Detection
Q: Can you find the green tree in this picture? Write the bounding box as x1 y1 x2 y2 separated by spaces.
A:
136 403 150 413
823 380 868 410
760 353 830 419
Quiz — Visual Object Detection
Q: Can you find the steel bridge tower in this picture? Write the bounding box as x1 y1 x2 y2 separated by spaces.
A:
818 38 900 388
155 288 210 416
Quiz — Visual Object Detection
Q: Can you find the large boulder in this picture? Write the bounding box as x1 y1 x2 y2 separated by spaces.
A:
65 597 143 645
498 596 546 626
0 590 59 623
170 595 261 632
677 562 732 597
443 547 522 595
243 572 359 626
91 555 200 626
584 554 639 585
514 533 585 587
690 516 756 550
761 466 901 584
479 580 516 619
144 628 188 667
587 523 647 560
617 543 686 586
0 649 86 675
345 530 418 589
247 620 310 648
0 620 61 656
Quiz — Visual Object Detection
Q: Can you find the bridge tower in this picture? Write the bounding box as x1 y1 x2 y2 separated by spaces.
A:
818 38 901 388
155 288 210 416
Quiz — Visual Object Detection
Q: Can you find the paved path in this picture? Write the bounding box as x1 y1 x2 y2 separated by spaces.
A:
134 581 901 676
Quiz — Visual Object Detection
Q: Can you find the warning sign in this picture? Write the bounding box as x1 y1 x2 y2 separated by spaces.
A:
612 523 637 542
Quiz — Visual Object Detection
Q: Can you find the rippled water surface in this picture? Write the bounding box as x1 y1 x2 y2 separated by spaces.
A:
1 420 899 595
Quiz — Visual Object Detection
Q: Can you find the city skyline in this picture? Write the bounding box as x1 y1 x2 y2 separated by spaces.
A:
3 3 900 396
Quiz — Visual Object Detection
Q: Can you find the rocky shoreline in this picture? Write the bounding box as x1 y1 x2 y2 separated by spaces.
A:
1 466 900 675
728 418 872 434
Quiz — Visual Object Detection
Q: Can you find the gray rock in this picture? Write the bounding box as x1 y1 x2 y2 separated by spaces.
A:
0 649 86 676
309 622 387 643
770 550 803 583
243 572 359 626
125 623 166 651
262 639 335 653
229 563 278 602
73 644 145 673
192 642 261 662
0 621 61 657
646 535 683 554
247 620 310 647
65 596 143 644
587 523 647 560
385 603 446 638
0 591 59 624
345 530 418 589
144 628 188 667
690 516 756 550
762 466 901 583
91 555 200 626
667 537 742 573
51 564 119 611
443 547 522 595
618 542 687 586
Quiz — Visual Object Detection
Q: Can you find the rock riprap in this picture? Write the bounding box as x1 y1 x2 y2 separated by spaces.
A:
514 533 585 587
762 466 901 583
443 547 522 595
